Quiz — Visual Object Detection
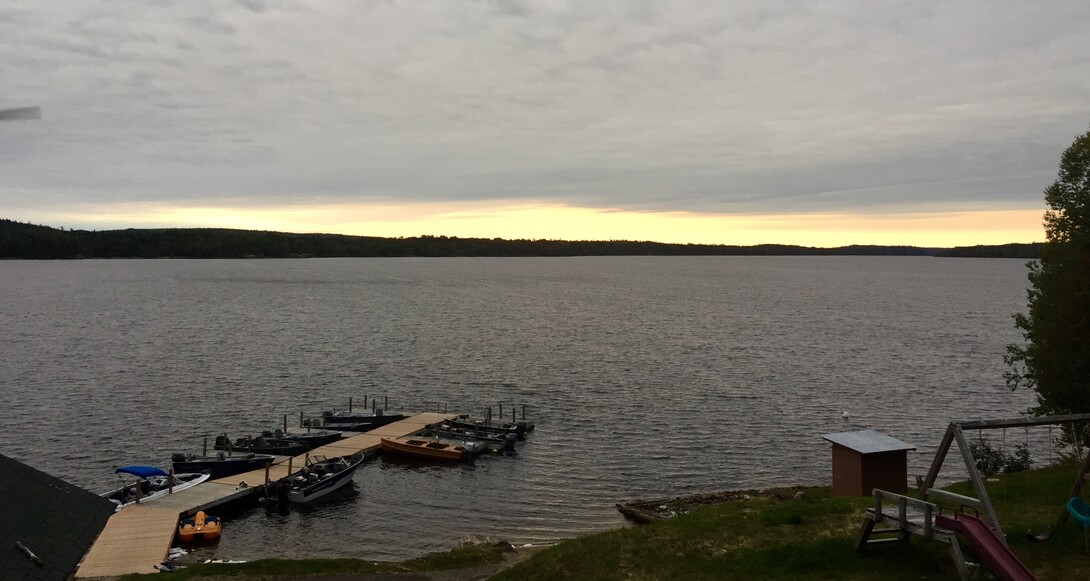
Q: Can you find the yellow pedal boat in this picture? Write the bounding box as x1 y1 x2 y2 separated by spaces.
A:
177 510 221 542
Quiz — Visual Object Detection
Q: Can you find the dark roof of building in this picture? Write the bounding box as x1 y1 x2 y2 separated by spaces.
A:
821 429 916 454
0 453 115 581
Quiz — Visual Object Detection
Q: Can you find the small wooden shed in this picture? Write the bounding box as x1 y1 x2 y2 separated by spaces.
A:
822 429 915 497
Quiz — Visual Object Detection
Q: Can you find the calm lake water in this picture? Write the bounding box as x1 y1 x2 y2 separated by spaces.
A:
0 256 1037 560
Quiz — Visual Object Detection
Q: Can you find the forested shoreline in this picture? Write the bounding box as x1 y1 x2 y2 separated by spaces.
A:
0 219 1039 259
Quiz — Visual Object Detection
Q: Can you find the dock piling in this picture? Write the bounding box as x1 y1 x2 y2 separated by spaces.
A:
522 404 526 420
499 403 503 419
202 437 207 457
385 395 388 410
349 397 353 412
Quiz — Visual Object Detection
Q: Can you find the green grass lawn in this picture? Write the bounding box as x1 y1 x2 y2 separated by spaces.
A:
495 465 1090 580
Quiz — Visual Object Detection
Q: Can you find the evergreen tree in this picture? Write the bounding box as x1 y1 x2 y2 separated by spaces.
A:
1005 126 1090 414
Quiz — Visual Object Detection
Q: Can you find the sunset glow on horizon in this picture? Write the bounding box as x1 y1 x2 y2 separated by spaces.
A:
22 201 1046 248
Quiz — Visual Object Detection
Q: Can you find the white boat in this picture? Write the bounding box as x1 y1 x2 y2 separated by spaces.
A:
101 466 210 511
265 453 367 505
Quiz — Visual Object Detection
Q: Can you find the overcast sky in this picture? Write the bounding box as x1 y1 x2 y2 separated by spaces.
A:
1 0 1088 243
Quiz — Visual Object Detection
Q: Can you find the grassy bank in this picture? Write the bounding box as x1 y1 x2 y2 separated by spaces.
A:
122 464 1088 580
496 464 1089 580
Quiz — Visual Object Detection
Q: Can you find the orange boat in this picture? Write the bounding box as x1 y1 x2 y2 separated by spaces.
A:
380 437 467 461
177 510 221 542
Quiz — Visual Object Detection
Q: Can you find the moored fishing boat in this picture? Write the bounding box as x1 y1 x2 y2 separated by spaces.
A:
425 424 518 453
177 510 221 542
380 437 469 461
261 428 343 450
214 434 308 456
445 416 534 440
101 466 209 511
316 409 406 432
265 453 368 505
171 451 276 479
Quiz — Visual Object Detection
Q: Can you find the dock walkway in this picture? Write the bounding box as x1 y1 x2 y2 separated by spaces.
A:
74 412 451 578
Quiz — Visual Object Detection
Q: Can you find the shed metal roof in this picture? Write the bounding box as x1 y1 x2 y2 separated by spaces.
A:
821 430 915 454
0 453 116 581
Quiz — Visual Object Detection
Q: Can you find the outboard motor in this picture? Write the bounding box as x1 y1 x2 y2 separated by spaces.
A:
171 452 187 463
276 479 291 506
504 433 517 453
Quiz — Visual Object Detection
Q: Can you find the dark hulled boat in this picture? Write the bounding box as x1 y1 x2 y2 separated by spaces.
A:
171 451 276 479
260 429 343 450
445 416 535 441
317 409 406 432
214 435 308 456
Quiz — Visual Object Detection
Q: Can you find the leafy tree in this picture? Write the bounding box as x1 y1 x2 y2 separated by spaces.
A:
1005 126 1090 415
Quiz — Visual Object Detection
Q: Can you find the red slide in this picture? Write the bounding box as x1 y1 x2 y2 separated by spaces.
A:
934 513 1037 581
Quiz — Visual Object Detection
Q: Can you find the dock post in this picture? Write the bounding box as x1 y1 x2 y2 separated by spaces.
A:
283 414 288 432
487 407 492 425
168 468 175 494
300 410 304 429
372 398 376 411
264 462 271 485
203 437 207 457
385 395 388 410
522 404 526 420
499 403 503 419
512 408 516 423
349 397 353 412
287 457 293 475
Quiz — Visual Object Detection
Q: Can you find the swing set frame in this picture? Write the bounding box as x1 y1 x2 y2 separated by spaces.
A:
919 412 1090 545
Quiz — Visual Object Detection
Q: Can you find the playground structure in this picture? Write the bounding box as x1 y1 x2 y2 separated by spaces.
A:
856 412 1090 581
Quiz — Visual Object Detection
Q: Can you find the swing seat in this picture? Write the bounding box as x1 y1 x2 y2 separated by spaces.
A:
1066 497 1090 528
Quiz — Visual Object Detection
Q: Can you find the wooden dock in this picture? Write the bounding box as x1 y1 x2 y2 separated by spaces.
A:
74 412 452 578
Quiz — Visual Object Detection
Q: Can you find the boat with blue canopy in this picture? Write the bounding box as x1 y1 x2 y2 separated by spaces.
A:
101 465 209 511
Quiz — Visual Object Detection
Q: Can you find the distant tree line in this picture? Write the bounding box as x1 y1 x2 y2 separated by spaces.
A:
934 243 1042 259
0 218 1035 259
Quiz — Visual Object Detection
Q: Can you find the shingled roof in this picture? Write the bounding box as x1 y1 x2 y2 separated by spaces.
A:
0 453 115 581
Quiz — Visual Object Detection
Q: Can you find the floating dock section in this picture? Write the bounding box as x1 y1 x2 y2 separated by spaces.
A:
75 412 452 578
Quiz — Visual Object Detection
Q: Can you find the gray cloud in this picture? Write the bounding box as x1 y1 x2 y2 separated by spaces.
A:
1 0 1088 217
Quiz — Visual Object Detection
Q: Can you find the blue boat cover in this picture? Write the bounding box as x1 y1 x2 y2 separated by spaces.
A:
115 465 169 478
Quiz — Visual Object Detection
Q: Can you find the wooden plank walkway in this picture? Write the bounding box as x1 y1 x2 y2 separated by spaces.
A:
74 412 451 578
